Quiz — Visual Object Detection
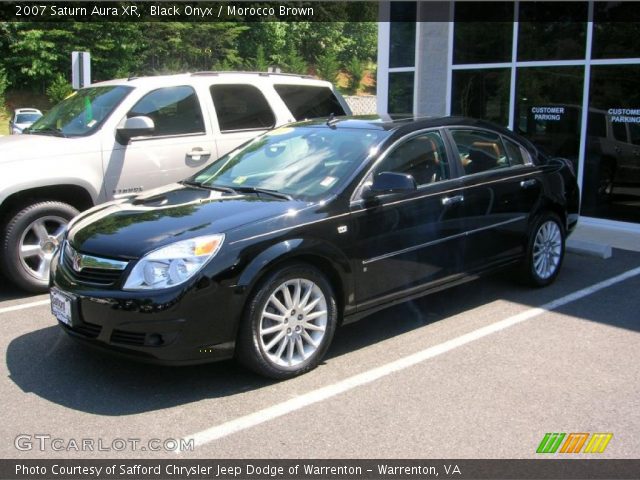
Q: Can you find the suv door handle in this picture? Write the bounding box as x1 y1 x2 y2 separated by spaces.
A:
441 194 464 206
187 148 211 161
520 179 537 189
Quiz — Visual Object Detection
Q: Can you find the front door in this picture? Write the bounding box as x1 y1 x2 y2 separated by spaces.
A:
349 130 467 309
105 85 216 198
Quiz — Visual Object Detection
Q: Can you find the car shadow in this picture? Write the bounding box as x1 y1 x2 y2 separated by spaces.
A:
6 249 640 416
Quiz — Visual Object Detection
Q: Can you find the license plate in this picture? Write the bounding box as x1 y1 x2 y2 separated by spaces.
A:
50 288 74 327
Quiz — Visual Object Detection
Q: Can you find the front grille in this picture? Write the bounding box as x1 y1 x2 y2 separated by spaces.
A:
111 329 146 346
61 242 127 286
63 321 102 338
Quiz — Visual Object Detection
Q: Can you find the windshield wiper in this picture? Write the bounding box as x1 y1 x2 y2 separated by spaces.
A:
180 180 237 194
28 127 67 138
232 186 293 201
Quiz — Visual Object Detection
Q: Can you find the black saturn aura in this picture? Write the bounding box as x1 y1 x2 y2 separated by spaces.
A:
50 116 579 379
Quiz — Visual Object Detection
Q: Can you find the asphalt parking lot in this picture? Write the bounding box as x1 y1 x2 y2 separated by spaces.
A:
1 249 639 459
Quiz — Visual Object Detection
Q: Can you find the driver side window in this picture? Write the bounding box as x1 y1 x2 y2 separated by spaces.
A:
376 131 450 186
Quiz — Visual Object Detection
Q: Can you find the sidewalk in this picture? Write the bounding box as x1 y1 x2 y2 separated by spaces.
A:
567 220 640 258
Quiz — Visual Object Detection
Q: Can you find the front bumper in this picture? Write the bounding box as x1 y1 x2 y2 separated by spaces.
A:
50 253 244 365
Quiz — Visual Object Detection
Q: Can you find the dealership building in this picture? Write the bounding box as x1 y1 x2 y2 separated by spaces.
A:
377 1 640 235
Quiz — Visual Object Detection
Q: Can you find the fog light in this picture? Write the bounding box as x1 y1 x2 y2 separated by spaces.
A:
146 334 163 346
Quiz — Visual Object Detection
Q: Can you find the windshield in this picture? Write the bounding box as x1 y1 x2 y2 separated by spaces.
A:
28 86 133 137
15 113 42 124
192 126 388 200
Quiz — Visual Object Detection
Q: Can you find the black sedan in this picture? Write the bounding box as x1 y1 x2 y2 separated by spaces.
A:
50 116 579 379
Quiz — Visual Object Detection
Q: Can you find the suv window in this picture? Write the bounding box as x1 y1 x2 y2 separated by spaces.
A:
274 85 346 120
210 84 275 131
450 129 509 175
376 131 450 186
128 86 204 137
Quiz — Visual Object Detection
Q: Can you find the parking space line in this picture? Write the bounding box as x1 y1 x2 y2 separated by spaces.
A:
179 265 640 452
0 299 50 315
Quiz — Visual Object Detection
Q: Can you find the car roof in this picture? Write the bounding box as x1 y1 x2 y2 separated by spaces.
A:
89 72 335 89
14 108 42 114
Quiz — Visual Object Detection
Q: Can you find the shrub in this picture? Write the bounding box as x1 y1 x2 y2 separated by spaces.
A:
46 74 73 105
0 67 8 107
315 50 340 84
346 56 365 94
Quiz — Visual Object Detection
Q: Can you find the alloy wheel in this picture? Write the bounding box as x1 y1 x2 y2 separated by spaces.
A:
258 278 328 367
18 216 67 281
532 220 562 280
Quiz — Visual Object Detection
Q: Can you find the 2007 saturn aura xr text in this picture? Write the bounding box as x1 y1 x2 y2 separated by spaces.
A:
49 116 579 379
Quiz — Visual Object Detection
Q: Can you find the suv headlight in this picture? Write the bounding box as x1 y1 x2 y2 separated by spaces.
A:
123 234 224 290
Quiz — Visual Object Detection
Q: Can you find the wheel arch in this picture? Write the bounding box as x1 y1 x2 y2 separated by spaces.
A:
235 238 352 324
1 184 95 224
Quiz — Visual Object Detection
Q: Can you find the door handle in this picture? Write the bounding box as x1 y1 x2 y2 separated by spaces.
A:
441 194 464 206
186 148 211 161
520 179 537 189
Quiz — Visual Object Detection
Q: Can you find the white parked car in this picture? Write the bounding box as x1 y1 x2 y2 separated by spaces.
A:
9 108 43 134
0 72 350 292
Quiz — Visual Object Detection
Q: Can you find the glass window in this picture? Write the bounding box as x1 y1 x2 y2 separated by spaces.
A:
389 2 416 68
193 126 387 200
388 72 414 114
503 138 527 166
582 65 640 223
451 69 510 127
593 2 640 59
210 84 275 131
515 66 584 164
273 85 345 120
518 2 588 61
376 132 450 186
29 86 132 137
450 129 509 175
453 2 513 64
128 86 204 137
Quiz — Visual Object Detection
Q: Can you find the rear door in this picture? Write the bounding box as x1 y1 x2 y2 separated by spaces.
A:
208 83 278 158
446 128 542 270
349 129 467 309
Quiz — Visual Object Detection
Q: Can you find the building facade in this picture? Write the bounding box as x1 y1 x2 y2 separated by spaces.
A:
377 1 640 232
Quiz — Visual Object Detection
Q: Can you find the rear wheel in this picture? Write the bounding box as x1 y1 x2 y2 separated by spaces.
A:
1 201 79 293
236 264 338 379
520 213 565 287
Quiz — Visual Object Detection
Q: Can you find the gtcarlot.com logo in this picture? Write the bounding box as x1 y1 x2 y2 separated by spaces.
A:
536 432 613 454
14 435 194 452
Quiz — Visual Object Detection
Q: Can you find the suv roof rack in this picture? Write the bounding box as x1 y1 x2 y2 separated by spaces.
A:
190 71 315 80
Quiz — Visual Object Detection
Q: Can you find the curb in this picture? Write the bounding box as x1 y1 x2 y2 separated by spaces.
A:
567 238 613 259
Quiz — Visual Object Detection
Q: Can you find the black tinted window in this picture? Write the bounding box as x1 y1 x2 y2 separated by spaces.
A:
210 84 275 131
274 85 345 120
377 132 450 186
503 138 526 166
450 129 509 175
128 86 204 137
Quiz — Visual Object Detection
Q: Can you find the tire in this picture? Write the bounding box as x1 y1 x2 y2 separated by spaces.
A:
236 264 338 379
1 201 79 293
520 212 565 288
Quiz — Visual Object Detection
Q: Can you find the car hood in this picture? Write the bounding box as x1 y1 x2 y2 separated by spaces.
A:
67 183 308 259
0 134 89 162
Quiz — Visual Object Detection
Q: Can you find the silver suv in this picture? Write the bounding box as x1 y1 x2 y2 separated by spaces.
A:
0 72 350 292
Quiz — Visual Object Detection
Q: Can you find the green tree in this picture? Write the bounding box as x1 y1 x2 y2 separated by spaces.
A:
346 56 365 93
284 44 307 74
46 73 73 104
251 45 269 72
315 50 340 84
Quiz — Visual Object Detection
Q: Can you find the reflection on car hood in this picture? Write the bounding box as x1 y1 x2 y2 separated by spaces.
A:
67 184 308 259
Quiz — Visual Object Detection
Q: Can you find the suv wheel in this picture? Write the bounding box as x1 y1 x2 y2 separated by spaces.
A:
236 264 338 379
1 201 79 293
520 212 565 287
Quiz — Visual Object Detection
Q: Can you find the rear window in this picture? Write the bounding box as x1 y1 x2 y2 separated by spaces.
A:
274 85 346 120
210 84 275 132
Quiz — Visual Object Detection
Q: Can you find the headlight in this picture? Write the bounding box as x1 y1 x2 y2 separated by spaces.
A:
123 234 224 290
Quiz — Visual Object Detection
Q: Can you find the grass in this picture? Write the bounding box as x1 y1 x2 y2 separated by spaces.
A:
0 107 9 136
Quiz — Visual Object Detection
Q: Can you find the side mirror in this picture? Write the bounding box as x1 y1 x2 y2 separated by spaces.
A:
117 116 155 142
363 171 417 198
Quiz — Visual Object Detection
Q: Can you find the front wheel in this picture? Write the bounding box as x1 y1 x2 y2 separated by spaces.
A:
520 213 565 287
1 201 79 293
236 264 338 379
